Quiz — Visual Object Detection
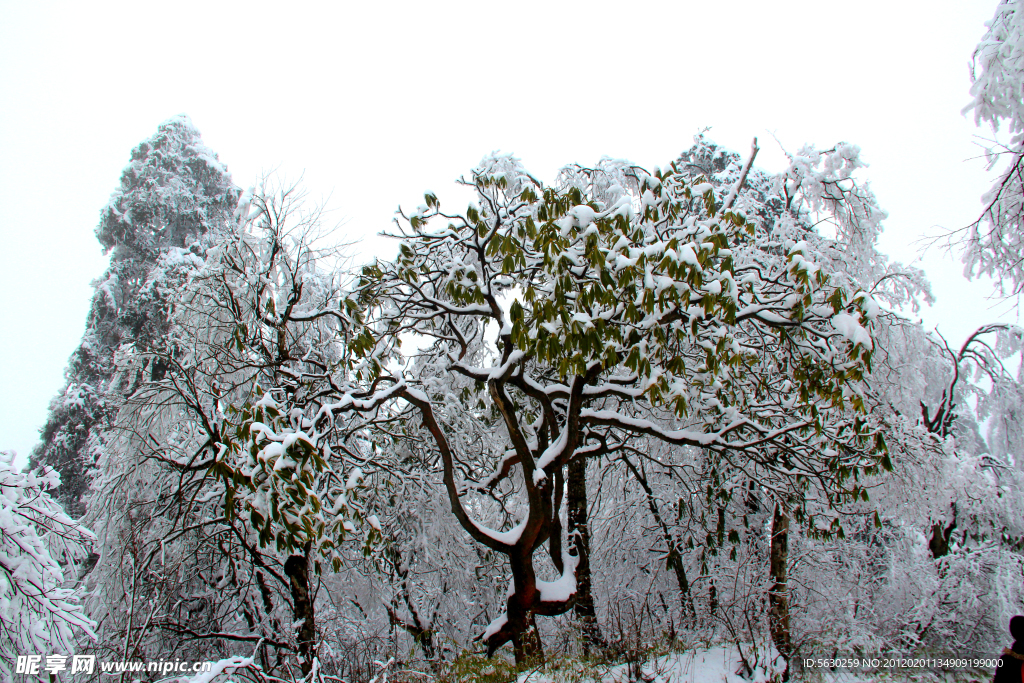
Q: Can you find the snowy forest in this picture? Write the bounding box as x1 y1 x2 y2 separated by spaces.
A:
6 3 1024 682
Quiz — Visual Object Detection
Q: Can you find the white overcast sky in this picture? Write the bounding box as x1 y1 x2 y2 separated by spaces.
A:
0 0 1016 467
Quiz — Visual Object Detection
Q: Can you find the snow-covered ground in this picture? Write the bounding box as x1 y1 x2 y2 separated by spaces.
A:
508 645 991 683
512 645 784 683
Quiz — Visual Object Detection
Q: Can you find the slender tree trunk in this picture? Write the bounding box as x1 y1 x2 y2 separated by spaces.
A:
768 503 791 681
567 455 605 653
387 600 437 664
667 549 696 626
623 458 696 624
284 552 316 676
384 544 438 667
255 570 286 670
648 505 696 625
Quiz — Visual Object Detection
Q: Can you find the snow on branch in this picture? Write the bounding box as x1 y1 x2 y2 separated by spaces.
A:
0 452 96 678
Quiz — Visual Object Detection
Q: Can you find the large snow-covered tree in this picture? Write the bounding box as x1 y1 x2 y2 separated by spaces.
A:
30 115 240 515
229 144 889 665
51 114 1021 678
626 137 929 673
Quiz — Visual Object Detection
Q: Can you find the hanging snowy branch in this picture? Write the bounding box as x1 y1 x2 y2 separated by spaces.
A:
956 0 1024 295
0 452 96 681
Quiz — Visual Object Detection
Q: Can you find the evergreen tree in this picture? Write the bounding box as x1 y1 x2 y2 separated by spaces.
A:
29 116 239 515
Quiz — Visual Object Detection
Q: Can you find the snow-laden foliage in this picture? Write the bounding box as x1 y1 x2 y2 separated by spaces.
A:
164 189 370 564
216 143 889 665
30 115 239 515
687 137 932 314
788 415 1024 658
96 115 240 258
0 451 95 682
961 0 1024 295
375 474 510 666
967 0 1024 142
767 294 1024 659
84 182 379 678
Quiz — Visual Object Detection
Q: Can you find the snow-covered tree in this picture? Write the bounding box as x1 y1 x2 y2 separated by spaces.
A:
659 137 935 667
30 115 239 515
231 144 888 665
0 450 95 682
767 132 1024 658
85 182 375 678
961 0 1024 295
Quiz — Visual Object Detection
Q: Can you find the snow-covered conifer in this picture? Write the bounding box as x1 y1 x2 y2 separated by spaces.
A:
30 115 239 515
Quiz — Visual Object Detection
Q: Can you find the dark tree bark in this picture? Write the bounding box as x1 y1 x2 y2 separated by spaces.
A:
928 503 957 560
403 381 591 666
386 603 438 664
508 552 545 664
567 454 606 653
284 553 316 676
768 503 792 681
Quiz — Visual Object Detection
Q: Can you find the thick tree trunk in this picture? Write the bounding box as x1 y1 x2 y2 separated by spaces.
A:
567 455 605 653
509 609 543 665
928 503 957 560
284 553 316 676
507 554 544 665
768 503 791 681
408 384 579 666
